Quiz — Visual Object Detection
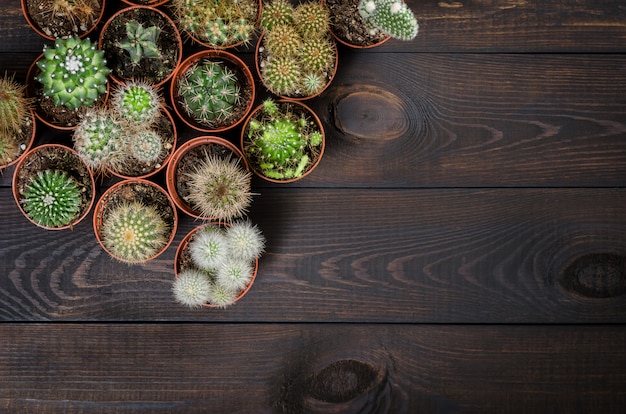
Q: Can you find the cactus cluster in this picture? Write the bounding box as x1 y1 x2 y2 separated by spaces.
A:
20 169 82 228
244 99 323 180
100 201 169 263
259 0 336 97
35 36 110 110
176 59 242 128
357 0 418 41
183 152 253 221
173 221 265 308
172 0 259 48
0 74 33 167
115 20 162 66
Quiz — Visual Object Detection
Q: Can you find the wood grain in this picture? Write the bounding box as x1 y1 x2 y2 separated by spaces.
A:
1 324 625 413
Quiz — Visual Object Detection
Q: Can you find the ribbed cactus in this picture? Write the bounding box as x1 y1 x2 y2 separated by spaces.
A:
260 0 294 31
260 56 300 97
0 73 32 133
189 225 229 272
21 169 82 228
172 269 212 308
176 60 242 128
293 1 330 38
225 220 266 262
110 81 163 125
35 36 110 109
358 0 418 41
72 108 127 171
128 130 163 163
100 201 169 263
116 20 162 65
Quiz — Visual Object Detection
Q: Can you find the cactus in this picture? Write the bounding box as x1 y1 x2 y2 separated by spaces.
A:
293 1 330 38
110 81 163 125
128 130 163 163
216 257 254 291
0 73 32 133
35 36 110 110
116 20 162 66
300 37 336 73
21 170 82 228
225 220 266 262
189 226 229 272
172 269 212 308
260 56 301 96
245 100 323 180
207 281 239 308
0 135 18 166
358 0 418 41
264 24 302 58
183 152 252 221
72 108 128 172
261 0 294 31
100 201 169 263
176 60 242 128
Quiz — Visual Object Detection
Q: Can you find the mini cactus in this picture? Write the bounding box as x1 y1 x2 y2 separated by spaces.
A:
176 60 242 128
116 20 162 66
110 81 163 125
358 0 419 41
293 1 330 38
128 130 163 163
172 269 212 308
263 24 302 58
0 73 32 133
216 257 254 292
72 108 128 172
100 201 169 263
206 281 239 308
35 36 110 110
260 56 301 96
260 0 294 31
189 226 229 271
183 152 253 221
0 135 18 167
21 169 82 228
225 220 266 262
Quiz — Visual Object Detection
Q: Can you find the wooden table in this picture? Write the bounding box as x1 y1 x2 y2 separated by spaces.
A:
2 0 626 412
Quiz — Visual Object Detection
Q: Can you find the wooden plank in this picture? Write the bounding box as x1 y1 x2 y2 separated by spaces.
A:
2 188 625 322
1 323 625 412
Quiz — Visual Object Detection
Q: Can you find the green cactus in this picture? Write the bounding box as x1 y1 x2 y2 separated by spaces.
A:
358 0 419 41
264 24 302 57
100 201 169 263
176 60 242 128
0 135 18 166
128 130 163 163
183 152 252 221
110 81 163 125
21 169 82 228
260 0 294 31
245 100 323 180
189 225 229 272
225 220 265 262
216 257 254 292
293 1 330 38
35 36 110 110
0 73 32 133
172 269 212 308
72 108 128 172
116 20 162 66
300 37 336 73
207 281 239 308
260 55 301 96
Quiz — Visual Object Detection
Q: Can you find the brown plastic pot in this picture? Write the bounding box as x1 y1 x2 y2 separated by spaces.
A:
240 99 325 183
165 135 248 219
12 144 96 231
169 50 256 133
20 0 107 41
0 108 37 172
93 178 178 263
98 5 183 88
174 221 259 308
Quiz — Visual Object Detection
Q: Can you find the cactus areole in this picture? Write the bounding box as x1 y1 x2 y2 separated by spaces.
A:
35 36 110 110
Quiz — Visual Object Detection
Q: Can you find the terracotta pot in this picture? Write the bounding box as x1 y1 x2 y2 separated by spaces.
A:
93 178 178 263
174 222 259 308
241 99 325 183
20 0 107 41
165 135 248 219
322 0 391 49
105 106 178 180
26 54 110 131
169 50 256 133
0 108 37 172
12 144 96 231
255 33 339 100
98 5 183 88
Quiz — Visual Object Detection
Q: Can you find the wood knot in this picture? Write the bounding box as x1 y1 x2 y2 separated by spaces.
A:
560 253 626 298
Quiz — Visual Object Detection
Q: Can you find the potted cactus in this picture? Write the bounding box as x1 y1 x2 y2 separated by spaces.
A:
12 144 96 230
256 0 338 99
93 178 178 263
21 0 106 40
241 99 325 183
173 220 265 308
166 136 253 221
98 5 183 87
0 73 36 171
170 0 261 49
325 0 418 48
169 50 256 133
122 0 170 6
27 36 110 130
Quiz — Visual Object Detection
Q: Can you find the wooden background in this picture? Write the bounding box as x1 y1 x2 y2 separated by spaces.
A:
1 0 626 412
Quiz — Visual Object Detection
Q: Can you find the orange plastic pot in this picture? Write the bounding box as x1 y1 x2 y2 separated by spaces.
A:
20 0 107 41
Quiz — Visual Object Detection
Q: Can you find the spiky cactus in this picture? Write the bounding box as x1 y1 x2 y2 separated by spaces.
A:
260 56 300 97
72 108 127 171
116 20 162 66
206 281 239 308
183 152 252 221
293 1 330 38
128 130 163 163
264 24 301 57
35 36 110 110
0 73 32 133
225 220 266 262
100 201 169 263
216 257 254 292
20 170 82 228
189 225 229 271
176 60 242 128
110 81 163 125
172 269 212 308
358 0 418 41
43 0 101 38
260 0 294 31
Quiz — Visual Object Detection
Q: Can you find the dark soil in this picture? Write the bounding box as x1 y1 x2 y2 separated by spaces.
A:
99 7 181 85
325 0 389 47
14 145 94 228
23 0 103 39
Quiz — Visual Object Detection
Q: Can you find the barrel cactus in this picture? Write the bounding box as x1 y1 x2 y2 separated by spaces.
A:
35 36 110 110
358 0 419 41
110 81 163 125
0 73 33 167
72 108 128 172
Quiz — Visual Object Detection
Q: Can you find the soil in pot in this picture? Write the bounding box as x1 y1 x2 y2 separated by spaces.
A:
22 0 105 39
0 109 35 170
99 6 182 86
325 0 389 47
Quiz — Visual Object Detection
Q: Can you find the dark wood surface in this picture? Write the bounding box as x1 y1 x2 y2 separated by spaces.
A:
1 0 625 412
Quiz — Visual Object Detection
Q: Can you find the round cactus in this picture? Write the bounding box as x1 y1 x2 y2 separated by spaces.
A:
215 257 254 292
300 37 336 73
206 281 239 308
100 201 169 263
261 0 294 31
110 81 163 125
260 55 301 96
225 220 266 262
358 0 419 41
35 36 110 110
21 169 82 228
263 24 302 58
128 130 163 163
0 134 18 166
293 1 330 38
189 226 229 272
0 73 32 133
172 269 212 308
72 108 127 172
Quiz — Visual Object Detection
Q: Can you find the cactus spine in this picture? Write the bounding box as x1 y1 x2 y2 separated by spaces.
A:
110 81 163 125
172 269 212 308
358 0 419 41
72 108 128 172
0 73 33 166
21 170 82 228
